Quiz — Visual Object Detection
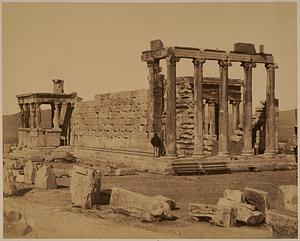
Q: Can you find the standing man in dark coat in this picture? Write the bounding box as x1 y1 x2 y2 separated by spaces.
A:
151 133 161 157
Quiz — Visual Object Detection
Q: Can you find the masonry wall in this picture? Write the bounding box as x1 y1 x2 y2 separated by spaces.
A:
71 89 153 153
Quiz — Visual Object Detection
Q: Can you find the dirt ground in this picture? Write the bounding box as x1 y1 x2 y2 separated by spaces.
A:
3 169 297 239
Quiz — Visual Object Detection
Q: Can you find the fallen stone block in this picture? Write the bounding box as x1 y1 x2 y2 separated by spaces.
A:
112 167 136 176
24 160 37 184
217 197 264 225
212 205 238 228
243 187 269 213
223 189 245 202
110 188 172 222
16 174 25 183
153 194 177 210
35 165 57 189
265 209 298 238
3 208 32 238
277 185 297 213
189 203 217 218
3 166 17 196
70 165 101 208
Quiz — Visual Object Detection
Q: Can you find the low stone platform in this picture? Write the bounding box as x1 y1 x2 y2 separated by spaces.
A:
73 146 173 175
8 146 297 175
73 147 297 175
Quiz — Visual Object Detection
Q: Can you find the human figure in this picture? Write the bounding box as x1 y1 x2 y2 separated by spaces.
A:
151 133 161 157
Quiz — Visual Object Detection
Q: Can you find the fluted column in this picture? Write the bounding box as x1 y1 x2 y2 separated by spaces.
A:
19 104 24 128
204 100 209 135
236 100 240 129
193 58 205 157
230 100 236 136
265 63 278 155
208 101 216 138
241 62 255 155
217 60 231 156
53 102 60 129
147 59 162 135
35 103 41 128
165 56 179 156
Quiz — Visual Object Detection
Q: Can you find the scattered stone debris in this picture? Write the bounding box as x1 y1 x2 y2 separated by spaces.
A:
24 160 37 184
35 165 57 189
3 165 17 196
243 187 270 213
265 184 298 237
16 173 25 183
277 185 297 213
217 197 264 225
111 167 137 176
110 187 175 222
45 149 77 163
70 165 101 208
265 209 297 237
153 194 177 210
189 187 268 228
3 208 32 238
189 203 237 228
189 185 297 237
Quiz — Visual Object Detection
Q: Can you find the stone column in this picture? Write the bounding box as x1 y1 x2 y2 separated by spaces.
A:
53 102 60 129
35 103 41 128
265 63 278 155
19 104 24 128
204 101 209 135
241 62 255 155
165 56 179 156
229 100 236 136
275 98 279 153
29 103 36 128
193 58 205 157
147 59 162 135
217 60 231 156
236 100 240 129
208 102 216 138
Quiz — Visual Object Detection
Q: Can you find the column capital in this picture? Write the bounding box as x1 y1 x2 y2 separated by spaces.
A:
265 63 279 71
166 56 180 66
241 61 257 69
218 59 232 68
193 58 206 67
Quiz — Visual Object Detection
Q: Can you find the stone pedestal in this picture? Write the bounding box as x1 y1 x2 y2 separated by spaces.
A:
45 129 62 147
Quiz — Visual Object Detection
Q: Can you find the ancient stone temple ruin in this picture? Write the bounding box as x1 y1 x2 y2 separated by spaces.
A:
16 40 279 162
17 80 78 147
142 40 279 157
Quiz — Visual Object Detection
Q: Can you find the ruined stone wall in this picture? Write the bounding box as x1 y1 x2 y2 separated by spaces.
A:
71 89 153 153
172 77 212 156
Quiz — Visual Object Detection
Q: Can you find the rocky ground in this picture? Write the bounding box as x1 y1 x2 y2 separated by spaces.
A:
3 169 297 239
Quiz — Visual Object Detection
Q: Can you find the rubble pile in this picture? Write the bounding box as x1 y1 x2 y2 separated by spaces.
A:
189 187 268 227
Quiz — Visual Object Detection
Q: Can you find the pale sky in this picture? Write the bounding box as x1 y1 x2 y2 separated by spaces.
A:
2 2 297 115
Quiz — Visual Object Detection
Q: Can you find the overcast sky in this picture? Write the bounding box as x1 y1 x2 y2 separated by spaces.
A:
2 2 297 115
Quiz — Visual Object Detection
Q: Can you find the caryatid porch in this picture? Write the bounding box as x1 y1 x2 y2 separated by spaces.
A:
142 40 278 157
16 79 78 148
